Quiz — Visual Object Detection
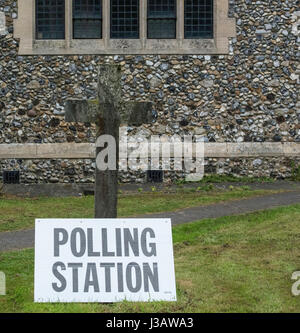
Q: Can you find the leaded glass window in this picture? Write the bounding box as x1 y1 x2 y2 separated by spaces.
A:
184 0 213 39
147 0 176 39
73 0 102 39
36 0 65 40
110 0 139 39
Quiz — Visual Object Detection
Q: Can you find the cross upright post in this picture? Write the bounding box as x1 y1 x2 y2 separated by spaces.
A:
65 64 153 218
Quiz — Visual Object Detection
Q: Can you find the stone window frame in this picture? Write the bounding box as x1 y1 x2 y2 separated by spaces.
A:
14 0 236 55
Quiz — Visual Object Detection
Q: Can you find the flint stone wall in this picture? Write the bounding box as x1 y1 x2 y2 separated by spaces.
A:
0 0 299 183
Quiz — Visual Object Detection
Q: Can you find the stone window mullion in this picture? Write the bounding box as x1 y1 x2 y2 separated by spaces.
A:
32 0 35 41
103 0 109 47
177 0 184 45
140 0 146 46
66 0 72 47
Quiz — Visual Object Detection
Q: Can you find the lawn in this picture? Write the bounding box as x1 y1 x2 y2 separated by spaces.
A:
0 186 283 232
0 204 300 313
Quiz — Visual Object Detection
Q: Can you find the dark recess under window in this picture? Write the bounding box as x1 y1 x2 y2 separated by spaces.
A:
110 0 139 39
3 171 20 184
184 0 213 39
147 0 176 39
36 0 65 40
147 170 163 183
73 0 102 39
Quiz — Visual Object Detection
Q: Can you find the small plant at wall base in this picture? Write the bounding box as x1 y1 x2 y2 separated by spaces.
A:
174 175 275 185
291 162 300 181
0 182 3 198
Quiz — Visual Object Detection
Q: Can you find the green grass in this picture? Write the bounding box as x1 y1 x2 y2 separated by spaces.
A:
0 204 300 313
0 187 281 233
175 174 276 185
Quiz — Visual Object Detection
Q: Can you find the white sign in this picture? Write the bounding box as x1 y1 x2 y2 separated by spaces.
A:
34 218 177 303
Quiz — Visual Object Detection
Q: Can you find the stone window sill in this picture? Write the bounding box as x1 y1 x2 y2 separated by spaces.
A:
24 38 223 55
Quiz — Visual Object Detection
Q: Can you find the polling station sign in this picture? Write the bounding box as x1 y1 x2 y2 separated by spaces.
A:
34 219 176 303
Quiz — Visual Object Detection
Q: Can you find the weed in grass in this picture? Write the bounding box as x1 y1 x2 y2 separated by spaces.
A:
201 184 214 192
174 179 187 186
151 186 157 192
240 185 251 191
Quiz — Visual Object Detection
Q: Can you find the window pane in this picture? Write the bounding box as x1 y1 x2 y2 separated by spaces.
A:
147 0 176 39
73 19 102 38
73 0 102 39
148 19 176 38
36 0 65 39
73 0 102 19
184 0 213 39
110 0 139 39
148 0 176 18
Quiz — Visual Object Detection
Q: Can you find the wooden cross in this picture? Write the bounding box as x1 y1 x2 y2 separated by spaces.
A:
65 64 153 219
